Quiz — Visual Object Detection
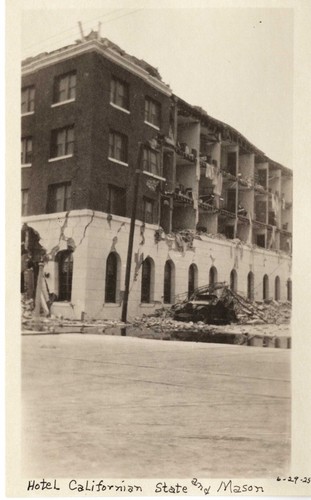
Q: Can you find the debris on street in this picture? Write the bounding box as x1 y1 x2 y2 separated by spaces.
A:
21 282 291 348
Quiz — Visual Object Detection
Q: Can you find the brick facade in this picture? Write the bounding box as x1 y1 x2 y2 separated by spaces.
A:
21 34 292 320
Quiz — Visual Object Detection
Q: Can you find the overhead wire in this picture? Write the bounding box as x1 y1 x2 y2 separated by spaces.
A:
23 8 144 55
23 7 126 50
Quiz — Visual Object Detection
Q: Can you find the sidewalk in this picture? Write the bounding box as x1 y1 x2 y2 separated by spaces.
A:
22 334 290 478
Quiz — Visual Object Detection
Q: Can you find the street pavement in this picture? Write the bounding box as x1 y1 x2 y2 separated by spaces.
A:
22 333 290 478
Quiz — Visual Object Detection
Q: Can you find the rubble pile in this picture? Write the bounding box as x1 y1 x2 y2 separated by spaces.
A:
21 288 291 348
251 300 292 325
173 285 291 326
21 296 126 333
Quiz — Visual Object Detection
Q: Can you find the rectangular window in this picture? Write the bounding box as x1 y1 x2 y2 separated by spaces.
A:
47 183 72 213
227 152 237 176
144 97 161 128
225 225 234 239
255 200 267 223
226 190 236 213
256 234 266 248
108 185 126 216
143 148 161 176
108 131 128 164
21 86 35 114
143 198 155 224
21 137 33 164
54 72 76 103
21 189 29 216
50 126 74 158
110 77 129 110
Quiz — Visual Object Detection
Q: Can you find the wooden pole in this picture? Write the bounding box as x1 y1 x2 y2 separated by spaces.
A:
33 262 44 319
121 144 143 334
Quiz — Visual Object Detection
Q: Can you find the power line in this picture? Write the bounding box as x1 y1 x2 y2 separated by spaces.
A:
23 8 143 54
23 8 125 50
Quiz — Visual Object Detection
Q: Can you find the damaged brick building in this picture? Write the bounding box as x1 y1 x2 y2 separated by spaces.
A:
21 31 293 320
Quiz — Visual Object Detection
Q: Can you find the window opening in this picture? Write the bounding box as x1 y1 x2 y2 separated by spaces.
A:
57 251 73 301
105 253 118 303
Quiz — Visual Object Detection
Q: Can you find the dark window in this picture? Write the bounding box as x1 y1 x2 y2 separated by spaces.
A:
164 260 173 304
47 183 71 213
21 86 35 114
256 234 265 248
263 274 269 300
188 264 197 298
268 211 277 225
108 131 128 164
108 185 126 216
227 152 237 176
21 137 33 164
51 126 74 158
105 253 118 303
57 250 73 301
110 77 129 110
54 72 76 103
255 200 267 223
230 269 238 292
209 266 217 285
141 258 153 303
21 189 29 216
143 148 161 176
227 190 236 213
225 225 234 239
247 272 254 301
143 198 155 224
275 276 280 301
144 97 161 128
287 278 292 302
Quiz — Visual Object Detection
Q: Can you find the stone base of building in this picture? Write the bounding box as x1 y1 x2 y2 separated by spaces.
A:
22 209 292 321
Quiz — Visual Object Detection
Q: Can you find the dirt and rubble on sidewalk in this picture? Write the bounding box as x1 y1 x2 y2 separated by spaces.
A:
21 295 126 334
21 286 291 348
129 284 291 346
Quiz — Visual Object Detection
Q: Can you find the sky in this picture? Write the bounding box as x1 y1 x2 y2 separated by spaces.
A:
20 4 293 167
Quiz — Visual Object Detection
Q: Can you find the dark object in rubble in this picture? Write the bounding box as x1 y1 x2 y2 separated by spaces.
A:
173 283 237 325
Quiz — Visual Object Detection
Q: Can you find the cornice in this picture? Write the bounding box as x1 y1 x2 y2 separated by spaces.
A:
22 40 172 97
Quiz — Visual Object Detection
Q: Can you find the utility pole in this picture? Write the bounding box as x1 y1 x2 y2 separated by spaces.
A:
234 155 239 239
121 143 143 335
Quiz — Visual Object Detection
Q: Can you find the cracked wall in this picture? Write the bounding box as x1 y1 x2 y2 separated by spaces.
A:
22 209 292 320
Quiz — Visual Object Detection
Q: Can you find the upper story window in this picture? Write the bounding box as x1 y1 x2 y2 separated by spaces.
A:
110 77 129 111
50 126 74 159
108 131 128 165
143 148 161 177
108 185 126 217
47 182 72 213
144 97 161 128
143 197 155 224
21 189 29 216
21 137 33 165
21 86 35 114
53 72 76 104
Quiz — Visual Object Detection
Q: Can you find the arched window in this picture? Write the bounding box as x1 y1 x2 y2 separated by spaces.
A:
105 252 120 303
141 257 154 303
209 266 217 286
274 276 281 301
164 260 174 304
57 250 73 301
230 269 238 293
287 278 292 302
263 274 269 301
188 264 198 298
247 271 254 301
